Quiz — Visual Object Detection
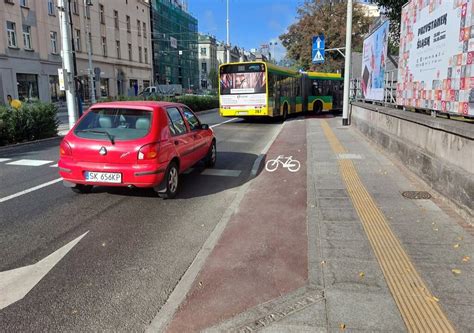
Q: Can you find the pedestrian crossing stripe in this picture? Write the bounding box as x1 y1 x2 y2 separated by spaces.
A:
5 159 54 166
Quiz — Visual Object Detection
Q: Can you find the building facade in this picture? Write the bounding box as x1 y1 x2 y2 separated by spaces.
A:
0 0 153 104
150 0 198 90
198 34 217 90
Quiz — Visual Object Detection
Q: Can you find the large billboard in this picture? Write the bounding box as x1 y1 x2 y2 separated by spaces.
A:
397 1 474 116
361 20 390 101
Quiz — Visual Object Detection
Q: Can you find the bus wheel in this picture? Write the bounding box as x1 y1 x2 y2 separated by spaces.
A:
314 101 323 115
282 103 288 121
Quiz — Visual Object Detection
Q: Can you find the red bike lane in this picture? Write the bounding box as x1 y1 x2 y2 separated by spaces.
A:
167 119 308 332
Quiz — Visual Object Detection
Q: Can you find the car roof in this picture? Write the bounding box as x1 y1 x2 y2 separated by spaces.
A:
89 101 184 109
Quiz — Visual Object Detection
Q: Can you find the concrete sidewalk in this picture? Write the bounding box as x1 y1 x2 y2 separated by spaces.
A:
152 116 474 332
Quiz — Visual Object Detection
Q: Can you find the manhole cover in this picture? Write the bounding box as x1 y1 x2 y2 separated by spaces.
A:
402 191 432 199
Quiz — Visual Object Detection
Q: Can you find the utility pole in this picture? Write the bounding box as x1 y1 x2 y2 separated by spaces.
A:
83 0 96 104
58 0 78 129
342 0 353 126
226 0 230 63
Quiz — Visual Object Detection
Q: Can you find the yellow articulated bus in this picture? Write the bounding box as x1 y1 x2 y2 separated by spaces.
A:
219 61 343 119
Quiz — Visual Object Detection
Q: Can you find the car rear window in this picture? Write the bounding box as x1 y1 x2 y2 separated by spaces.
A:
74 108 152 141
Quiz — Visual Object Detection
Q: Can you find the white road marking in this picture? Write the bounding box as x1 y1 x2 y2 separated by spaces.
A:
49 163 59 168
251 123 284 177
201 169 241 177
210 118 238 128
6 159 54 166
0 231 88 310
0 158 12 163
0 178 63 204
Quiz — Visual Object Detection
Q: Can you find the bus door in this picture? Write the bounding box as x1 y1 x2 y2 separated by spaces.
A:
302 76 308 113
274 81 281 117
333 80 343 110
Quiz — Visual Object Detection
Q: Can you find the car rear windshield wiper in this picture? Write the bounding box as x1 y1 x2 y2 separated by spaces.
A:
76 129 115 144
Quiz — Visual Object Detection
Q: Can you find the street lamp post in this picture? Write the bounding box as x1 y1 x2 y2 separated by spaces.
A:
342 0 353 126
270 42 278 63
226 0 230 63
83 0 96 104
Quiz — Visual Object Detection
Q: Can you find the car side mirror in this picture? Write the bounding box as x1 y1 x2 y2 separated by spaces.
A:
201 124 209 130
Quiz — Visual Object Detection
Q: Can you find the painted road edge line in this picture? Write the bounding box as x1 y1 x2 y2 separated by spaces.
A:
0 178 62 204
146 121 285 333
210 118 238 128
251 123 284 177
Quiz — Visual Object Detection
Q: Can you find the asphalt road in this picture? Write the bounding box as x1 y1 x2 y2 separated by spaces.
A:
0 110 281 331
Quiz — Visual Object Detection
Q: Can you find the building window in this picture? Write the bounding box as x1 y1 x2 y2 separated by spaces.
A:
7 21 17 48
22 25 32 50
49 75 65 102
114 10 119 29
137 20 141 36
126 15 131 32
72 0 79 15
128 43 132 61
101 36 107 57
143 80 150 89
47 0 55 15
201 62 207 73
200 48 206 56
116 40 121 59
75 29 81 52
85 3 90 18
17 73 39 101
99 4 105 24
138 46 142 63
144 47 148 64
20 0 27 7
100 78 109 97
50 31 58 54
143 22 146 38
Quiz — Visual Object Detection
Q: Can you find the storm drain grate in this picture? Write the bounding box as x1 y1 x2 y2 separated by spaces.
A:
402 191 432 200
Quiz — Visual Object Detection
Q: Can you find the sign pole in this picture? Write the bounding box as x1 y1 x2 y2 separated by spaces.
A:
58 0 78 129
342 0 353 126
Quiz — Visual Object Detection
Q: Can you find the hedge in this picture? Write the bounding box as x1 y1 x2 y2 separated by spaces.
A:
0 102 59 146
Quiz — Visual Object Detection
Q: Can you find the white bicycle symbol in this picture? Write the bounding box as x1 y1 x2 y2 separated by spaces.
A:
265 155 301 173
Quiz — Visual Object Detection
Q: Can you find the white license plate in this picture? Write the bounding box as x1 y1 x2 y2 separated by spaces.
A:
237 111 248 115
85 171 122 183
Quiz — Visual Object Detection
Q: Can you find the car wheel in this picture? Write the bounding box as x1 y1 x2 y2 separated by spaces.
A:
158 161 179 199
71 184 93 194
205 141 217 168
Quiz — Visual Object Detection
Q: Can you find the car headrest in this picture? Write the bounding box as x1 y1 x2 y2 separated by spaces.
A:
135 117 150 130
99 116 112 128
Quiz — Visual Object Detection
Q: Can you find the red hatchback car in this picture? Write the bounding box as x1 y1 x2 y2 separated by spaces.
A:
58 101 216 198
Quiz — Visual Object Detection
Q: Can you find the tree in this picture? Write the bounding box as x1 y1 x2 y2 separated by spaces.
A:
280 0 374 72
372 0 405 43
208 68 218 91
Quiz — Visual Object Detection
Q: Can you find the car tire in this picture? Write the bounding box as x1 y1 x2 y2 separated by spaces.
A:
158 161 179 199
71 184 93 194
205 141 217 168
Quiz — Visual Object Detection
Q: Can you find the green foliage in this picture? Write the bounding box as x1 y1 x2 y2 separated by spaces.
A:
208 68 219 90
0 102 59 146
280 1 374 71
373 0 405 43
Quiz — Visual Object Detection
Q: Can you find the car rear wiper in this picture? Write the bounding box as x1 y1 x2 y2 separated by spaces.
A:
77 129 115 144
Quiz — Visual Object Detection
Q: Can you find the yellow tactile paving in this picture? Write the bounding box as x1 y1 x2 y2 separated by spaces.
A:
320 120 455 333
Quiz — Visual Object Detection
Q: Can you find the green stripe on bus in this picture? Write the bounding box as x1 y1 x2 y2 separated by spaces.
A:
309 95 333 103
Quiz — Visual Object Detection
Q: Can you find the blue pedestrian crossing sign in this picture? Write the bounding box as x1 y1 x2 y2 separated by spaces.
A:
312 35 325 64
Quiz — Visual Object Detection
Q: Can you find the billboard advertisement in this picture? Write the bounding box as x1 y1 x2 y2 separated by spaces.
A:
397 1 474 116
361 20 390 100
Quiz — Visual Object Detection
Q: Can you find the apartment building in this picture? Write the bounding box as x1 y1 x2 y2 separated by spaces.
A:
198 33 217 90
0 0 63 104
0 0 153 104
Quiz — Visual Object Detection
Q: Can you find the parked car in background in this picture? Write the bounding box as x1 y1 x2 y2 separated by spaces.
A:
58 101 216 199
140 84 183 98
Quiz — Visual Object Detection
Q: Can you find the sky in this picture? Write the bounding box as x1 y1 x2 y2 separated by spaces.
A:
188 0 303 61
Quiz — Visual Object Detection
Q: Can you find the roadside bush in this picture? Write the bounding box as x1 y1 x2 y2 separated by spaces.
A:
0 102 59 146
114 94 219 112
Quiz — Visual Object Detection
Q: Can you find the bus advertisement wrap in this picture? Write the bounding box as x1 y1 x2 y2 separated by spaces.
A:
361 20 389 101
397 1 474 116
220 71 267 109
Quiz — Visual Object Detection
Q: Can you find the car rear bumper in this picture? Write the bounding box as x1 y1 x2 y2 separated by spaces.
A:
58 159 167 188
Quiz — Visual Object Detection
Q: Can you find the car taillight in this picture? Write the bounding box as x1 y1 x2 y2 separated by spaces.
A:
138 143 159 160
60 140 72 156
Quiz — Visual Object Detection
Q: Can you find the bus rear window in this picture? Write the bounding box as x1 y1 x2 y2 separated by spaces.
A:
220 64 266 95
